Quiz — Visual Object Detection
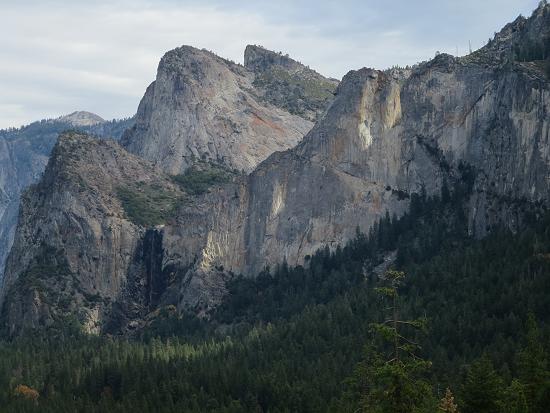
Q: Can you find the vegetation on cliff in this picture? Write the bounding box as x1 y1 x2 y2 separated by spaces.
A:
116 183 182 227
171 161 238 196
252 66 337 120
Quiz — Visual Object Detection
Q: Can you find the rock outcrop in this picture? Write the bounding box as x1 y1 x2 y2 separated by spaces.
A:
1 3 549 335
0 116 133 282
121 45 336 174
244 45 339 121
0 133 185 335
128 2 550 312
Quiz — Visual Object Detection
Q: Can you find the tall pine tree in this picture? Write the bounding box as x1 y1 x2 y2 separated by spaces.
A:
461 355 504 413
353 270 434 413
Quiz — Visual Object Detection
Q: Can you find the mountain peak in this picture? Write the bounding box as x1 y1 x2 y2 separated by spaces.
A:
244 45 339 122
122 44 313 175
244 45 304 73
57 111 105 127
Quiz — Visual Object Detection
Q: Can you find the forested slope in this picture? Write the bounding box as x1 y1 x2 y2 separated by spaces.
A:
1 183 549 412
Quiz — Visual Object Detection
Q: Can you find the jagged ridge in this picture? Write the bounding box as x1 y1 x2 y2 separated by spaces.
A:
244 45 339 121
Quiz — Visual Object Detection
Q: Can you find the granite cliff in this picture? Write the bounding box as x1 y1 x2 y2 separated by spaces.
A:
1 3 549 335
0 114 133 283
121 45 337 174
0 132 186 335
156 2 550 310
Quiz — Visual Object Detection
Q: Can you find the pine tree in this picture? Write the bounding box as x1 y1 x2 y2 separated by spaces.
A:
354 270 434 413
461 355 504 413
504 379 528 413
517 314 550 413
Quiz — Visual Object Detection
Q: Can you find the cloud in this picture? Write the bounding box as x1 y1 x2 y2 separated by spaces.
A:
0 0 541 128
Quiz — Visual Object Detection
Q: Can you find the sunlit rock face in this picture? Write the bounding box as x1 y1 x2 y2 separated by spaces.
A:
165 3 550 310
0 44 338 335
121 45 339 174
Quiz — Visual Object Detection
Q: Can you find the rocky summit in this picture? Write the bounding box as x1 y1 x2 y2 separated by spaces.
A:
0 44 339 334
244 45 339 121
121 45 336 175
57 111 105 127
1 3 550 336
0 132 186 335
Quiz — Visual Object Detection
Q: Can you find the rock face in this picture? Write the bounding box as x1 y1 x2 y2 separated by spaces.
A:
0 134 52 288
0 45 334 335
163 2 550 309
0 116 134 282
121 45 336 174
0 133 184 335
1 3 549 335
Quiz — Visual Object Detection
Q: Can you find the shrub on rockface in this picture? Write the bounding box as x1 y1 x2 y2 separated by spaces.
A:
172 162 236 195
117 182 182 227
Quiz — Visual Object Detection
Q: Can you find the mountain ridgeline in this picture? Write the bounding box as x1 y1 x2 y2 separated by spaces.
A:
0 44 340 334
1 3 550 341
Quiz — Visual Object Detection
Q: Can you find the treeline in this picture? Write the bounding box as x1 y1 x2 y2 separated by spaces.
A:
0 117 133 142
513 38 550 62
1 183 550 412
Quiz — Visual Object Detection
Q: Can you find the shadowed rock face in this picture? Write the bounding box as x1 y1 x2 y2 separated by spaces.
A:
0 135 54 286
0 133 185 335
121 45 337 175
1 4 549 335
0 116 133 283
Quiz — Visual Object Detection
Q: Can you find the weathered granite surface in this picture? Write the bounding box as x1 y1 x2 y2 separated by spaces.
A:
0 115 133 282
0 133 184 335
121 45 337 174
162 2 550 310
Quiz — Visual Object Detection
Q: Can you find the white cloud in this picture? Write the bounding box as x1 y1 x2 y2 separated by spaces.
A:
0 0 542 128
1 2 333 127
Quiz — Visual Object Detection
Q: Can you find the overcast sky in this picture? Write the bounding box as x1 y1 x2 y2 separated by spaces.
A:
0 0 541 129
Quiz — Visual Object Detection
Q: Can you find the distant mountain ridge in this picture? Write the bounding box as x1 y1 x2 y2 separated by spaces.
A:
56 111 106 127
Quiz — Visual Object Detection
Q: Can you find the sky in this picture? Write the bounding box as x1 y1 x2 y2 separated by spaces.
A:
0 0 542 129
